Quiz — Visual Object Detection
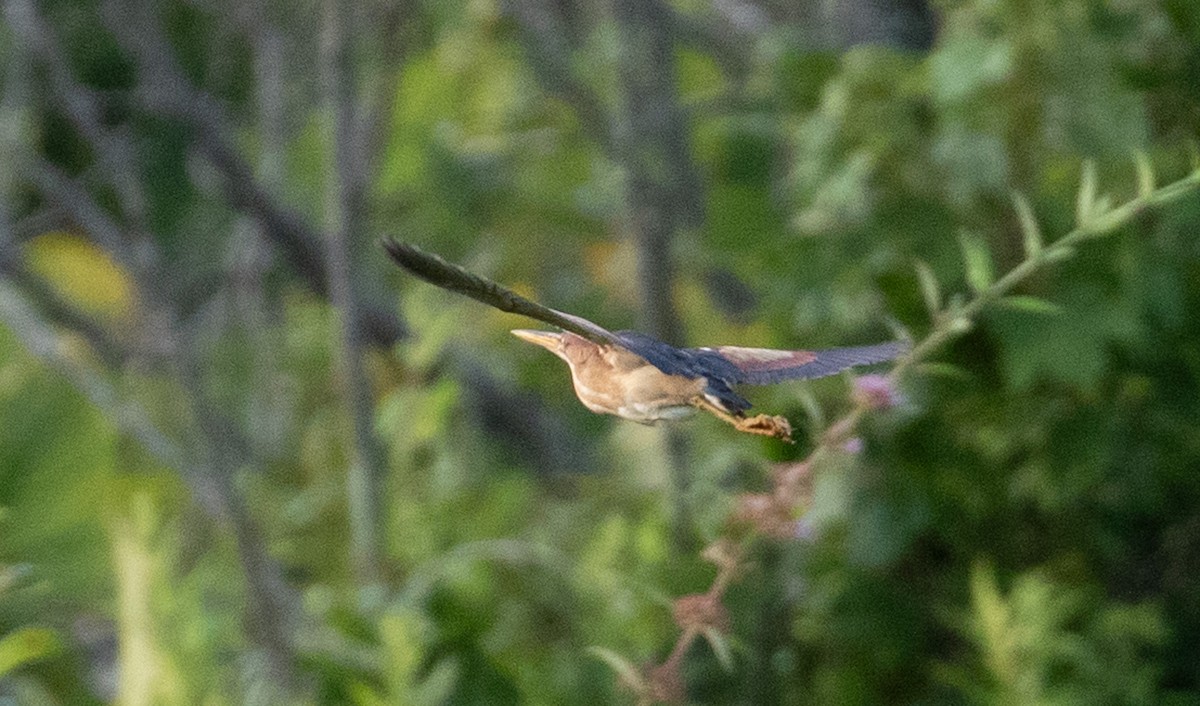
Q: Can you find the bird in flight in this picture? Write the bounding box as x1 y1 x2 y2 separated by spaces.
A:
383 240 905 442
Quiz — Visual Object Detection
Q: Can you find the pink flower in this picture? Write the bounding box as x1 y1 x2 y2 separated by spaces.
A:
793 516 819 542
853 374 902 410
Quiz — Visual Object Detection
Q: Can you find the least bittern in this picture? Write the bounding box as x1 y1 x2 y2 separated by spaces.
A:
383 240 905 442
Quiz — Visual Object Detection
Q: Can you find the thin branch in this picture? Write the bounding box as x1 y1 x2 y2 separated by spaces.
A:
614 0 703 552
664 5 756 79
0 282 192 478
0 241 128 368
8 206 73 244
359 1 414 185
893 169 1200 381
500 0 615 154
322 0 384 584
21 158 152 282
1 191 299 686
97 0 408 346
167 332 301 684
217 1 291 461
93 0 591 482
4 0 152 233
613 0 702 344
638 168 1200 699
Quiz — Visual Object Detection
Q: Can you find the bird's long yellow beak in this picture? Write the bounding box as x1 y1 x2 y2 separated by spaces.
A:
510 329 562 351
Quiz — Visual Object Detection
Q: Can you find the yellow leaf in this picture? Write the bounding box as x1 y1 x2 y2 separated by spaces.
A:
25 231 134 320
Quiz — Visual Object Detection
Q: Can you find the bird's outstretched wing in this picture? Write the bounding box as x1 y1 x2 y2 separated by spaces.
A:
381 239 620 345
382 239 907 387
698 341 908 385
611 331 907 386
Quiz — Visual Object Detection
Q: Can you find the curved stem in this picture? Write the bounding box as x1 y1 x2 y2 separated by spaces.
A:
646 168 1200 696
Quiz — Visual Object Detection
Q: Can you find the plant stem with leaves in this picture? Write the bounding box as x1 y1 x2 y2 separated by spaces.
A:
610 162 1200 704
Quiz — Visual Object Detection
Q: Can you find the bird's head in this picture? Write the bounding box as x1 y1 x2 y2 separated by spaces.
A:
511 330 599 367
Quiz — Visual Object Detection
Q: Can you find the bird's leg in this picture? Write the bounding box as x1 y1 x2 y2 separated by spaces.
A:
690 396 794 443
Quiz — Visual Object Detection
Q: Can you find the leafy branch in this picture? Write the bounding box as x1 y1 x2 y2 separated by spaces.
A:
603 161 1200 704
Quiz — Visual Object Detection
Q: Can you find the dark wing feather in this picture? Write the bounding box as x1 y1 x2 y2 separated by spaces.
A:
381 239 620 345
702 378 755 414
707 341 908 385
613 331 906 384
612 331 743 380
615 333 905 411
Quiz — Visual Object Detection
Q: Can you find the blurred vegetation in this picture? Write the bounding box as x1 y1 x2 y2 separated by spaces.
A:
1 0 1200 704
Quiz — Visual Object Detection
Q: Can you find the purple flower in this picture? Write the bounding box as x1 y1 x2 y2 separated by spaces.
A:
853 374 902 410
793 516 819 542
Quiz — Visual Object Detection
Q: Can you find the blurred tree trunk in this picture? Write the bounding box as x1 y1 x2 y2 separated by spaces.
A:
613 0 704 550
322 0 385 585
825 0 937 51
613 0 702 346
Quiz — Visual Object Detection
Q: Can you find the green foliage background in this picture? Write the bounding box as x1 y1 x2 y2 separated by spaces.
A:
1 0 1199 703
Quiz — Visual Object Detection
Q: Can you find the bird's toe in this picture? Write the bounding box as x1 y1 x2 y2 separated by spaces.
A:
737 414 794 443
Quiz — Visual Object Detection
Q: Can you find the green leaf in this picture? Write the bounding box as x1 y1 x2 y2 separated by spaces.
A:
414 659 459 706
915 362 973 380
884 318 914 349
948 317 974 334
586 647 645 692
997 296 1063 316
958 232 994 294
1076 160 1097 226
703 628 735 673
346 682 387 706
1134 152 1155 198
1010 192 1042 258
1042 246 1077 264
929 36 1013 104
0 627 60 678
915 260 942 314
946 293 967 315
0 564 30 595
989 278 1140 391
795 386 825 433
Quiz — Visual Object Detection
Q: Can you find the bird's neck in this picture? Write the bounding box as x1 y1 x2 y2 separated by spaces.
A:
561 346 616 414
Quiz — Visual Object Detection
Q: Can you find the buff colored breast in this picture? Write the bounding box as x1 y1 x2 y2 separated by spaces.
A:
565 344 705 423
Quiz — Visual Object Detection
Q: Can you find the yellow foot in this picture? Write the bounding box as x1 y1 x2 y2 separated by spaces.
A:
735 414 794 443
690 395 795 443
